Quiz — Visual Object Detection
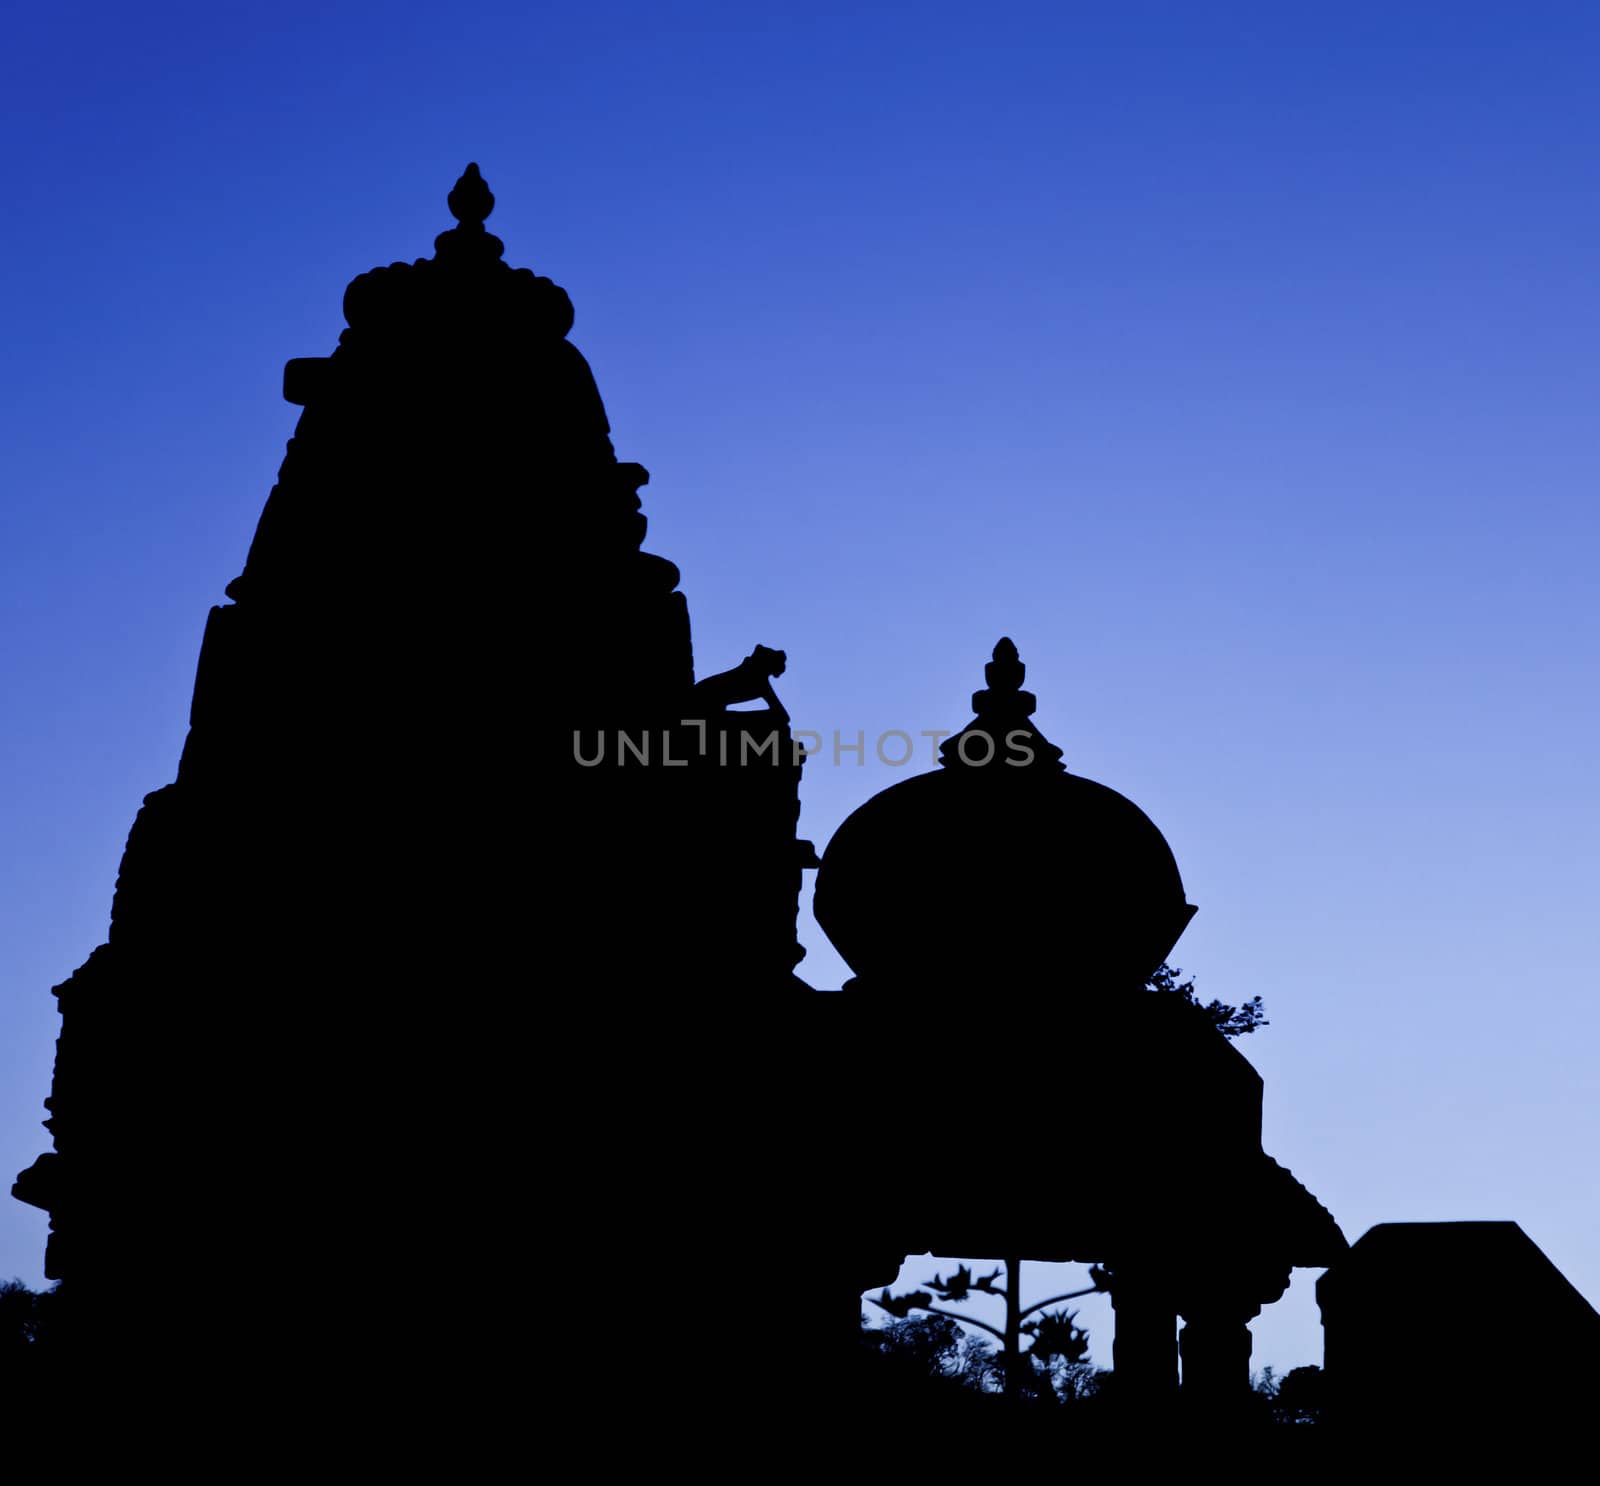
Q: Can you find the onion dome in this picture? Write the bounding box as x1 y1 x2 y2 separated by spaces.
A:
813 639 1196 993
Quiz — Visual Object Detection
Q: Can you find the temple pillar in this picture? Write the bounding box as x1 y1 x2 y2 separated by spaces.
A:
1176 1263 1287 1409
1177 1301 1258 1403
1111 1271 1179 1403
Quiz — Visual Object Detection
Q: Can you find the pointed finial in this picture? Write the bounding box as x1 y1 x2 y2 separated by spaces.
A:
939 634 1064 769
972 636 1035 718
985 637 1025 694
447 163 495 226
434 162 505 262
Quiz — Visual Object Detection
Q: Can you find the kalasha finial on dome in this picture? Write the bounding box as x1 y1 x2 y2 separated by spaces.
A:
447 163 495 226
974 636 1032 716
940 636 1064 769
985 636 1025 691
434 162 505 261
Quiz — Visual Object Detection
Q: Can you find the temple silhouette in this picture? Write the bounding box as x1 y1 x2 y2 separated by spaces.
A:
14 166 1598 1441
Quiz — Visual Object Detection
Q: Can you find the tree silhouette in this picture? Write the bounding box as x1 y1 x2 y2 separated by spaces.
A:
1259 1363 1326 1424
871 1260 1108 1403
860 1311 999 1392
1145 963 1267 1038
0 1278 59 1370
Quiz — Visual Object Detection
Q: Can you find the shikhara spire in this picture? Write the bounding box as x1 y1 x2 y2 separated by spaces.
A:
13 164 815 1425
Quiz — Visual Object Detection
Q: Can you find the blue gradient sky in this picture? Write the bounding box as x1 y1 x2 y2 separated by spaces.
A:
4 3 1598 1372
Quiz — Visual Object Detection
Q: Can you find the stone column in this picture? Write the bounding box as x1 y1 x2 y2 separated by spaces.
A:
1177 1300 1259 1404
1176 1262 1288 1409
1111 1271 1179 1404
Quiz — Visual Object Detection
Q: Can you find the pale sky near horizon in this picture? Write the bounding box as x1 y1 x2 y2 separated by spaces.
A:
3 3 1598 1374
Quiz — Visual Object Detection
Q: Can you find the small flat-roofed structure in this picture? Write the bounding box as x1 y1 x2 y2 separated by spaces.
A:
1319 1221 1600 1433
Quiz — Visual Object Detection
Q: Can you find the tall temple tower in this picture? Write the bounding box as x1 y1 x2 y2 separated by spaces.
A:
14 167 816 1415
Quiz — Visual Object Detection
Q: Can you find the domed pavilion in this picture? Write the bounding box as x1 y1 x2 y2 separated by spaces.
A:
807 639 1346 1403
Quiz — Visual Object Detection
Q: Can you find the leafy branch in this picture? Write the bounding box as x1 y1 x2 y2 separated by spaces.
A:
1146 963 1267 1038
